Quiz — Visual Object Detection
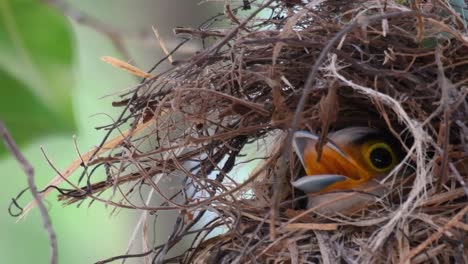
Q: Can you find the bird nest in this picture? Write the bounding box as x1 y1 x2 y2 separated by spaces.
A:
16 0 468 263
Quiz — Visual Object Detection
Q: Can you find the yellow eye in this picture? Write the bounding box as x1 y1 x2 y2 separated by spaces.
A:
364 142 397 172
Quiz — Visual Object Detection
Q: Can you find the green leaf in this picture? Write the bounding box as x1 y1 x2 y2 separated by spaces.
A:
0 68 72 155
0 0 76 141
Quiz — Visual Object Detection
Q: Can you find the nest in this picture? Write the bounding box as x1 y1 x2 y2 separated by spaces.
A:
19 0 468 263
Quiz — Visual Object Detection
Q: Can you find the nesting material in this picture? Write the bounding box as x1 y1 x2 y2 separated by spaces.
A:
26 0 468 263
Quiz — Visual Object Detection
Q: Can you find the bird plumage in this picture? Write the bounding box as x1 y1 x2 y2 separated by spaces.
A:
292 127 403 214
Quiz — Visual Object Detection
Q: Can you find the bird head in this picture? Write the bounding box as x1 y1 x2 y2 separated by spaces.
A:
291 127 403 196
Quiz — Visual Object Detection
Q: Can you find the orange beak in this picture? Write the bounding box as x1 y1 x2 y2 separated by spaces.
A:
291 130 373 193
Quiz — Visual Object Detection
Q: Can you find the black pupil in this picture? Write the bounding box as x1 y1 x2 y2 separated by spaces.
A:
370 147 393 169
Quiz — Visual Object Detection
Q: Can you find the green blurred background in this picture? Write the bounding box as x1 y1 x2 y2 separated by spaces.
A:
0 1 223 263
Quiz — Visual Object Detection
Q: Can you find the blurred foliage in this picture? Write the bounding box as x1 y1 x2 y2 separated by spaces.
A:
0 0 75 155
0 68 72 150
0 0 134 263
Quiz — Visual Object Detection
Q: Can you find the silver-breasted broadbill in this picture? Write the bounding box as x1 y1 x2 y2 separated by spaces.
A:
292 127 404 213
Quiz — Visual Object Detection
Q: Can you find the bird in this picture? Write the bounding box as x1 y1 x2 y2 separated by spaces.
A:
291 127 404 214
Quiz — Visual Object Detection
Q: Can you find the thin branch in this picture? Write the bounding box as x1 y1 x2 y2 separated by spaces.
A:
0 121 58 264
